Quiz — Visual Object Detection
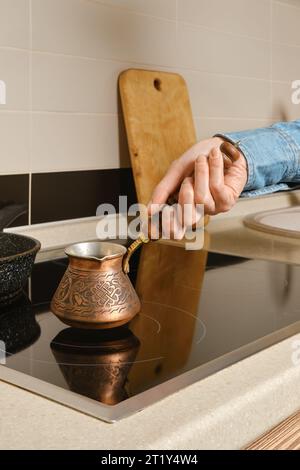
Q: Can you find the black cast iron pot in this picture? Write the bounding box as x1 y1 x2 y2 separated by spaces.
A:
0 294 41 354
0 233 41 304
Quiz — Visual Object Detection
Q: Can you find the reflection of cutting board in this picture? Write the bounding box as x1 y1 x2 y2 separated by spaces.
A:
119 68 198 206
128 242 207 389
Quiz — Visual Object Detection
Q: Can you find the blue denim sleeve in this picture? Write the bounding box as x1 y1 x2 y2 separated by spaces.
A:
215 120 300 197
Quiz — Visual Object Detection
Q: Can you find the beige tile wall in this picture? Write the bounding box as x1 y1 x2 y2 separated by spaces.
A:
0 0 300 175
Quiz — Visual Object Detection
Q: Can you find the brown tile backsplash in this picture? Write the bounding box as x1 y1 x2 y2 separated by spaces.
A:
0 174 29 228
31 168 136 224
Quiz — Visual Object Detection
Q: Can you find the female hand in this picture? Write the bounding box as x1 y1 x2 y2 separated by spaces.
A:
147 137 248 237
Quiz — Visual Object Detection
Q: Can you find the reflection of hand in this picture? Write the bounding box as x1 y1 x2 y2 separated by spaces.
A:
147 137 248 238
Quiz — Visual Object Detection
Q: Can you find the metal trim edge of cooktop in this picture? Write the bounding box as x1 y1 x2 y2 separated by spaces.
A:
1 320 300 423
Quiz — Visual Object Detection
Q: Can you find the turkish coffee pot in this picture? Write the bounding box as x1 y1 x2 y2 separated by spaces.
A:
50 240 147 329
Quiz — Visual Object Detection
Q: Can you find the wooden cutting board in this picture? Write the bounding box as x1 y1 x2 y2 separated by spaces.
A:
119 68 199 207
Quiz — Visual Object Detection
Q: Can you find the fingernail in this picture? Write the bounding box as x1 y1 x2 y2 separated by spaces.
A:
196 154 205 163
209 148 221 160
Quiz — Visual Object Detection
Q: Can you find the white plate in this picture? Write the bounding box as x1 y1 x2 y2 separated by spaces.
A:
244 206 300 238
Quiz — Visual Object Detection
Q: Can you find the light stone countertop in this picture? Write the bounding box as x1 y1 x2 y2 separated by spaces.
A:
0 334 300 450
2 190 300 450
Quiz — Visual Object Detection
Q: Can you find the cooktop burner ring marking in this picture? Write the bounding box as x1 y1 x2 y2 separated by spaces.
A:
196 319 207 345
2 351 165 367
136 311 161 334
2 301 206 366
3 314 165 365
140 300 207 345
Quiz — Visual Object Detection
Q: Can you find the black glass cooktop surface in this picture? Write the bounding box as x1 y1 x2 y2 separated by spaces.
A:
1 242 300 422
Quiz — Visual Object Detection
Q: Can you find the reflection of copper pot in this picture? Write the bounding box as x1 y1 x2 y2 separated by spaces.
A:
50 242 141 329
50 327 140 405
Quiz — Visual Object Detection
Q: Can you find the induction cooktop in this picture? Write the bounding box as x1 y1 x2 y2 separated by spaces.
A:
1 241 300 422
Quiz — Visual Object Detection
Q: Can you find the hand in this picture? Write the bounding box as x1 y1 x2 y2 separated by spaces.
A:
147 137 248 237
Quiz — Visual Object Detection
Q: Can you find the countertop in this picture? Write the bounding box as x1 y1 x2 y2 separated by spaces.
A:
2 190 300 450
0 334 300 450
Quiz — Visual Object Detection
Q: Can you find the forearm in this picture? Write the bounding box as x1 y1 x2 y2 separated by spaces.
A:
215 120 300 195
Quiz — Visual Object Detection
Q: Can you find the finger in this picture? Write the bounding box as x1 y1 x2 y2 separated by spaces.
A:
208 147 235 212
144 216 160 240
209 147 226 205
209 147 224 192
171 207 185 239
148 159 186 214
194 155 209 201
161 205 185 240
177 176 196 227
194 155 215 214
224 157 248 199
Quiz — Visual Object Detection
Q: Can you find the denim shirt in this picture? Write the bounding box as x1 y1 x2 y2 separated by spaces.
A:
216 120 300 198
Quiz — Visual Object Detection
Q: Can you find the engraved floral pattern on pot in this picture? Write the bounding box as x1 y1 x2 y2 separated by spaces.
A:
50 241 141 329
52 266 140 319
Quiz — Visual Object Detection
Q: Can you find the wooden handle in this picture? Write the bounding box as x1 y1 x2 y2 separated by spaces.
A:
220 141 241 163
